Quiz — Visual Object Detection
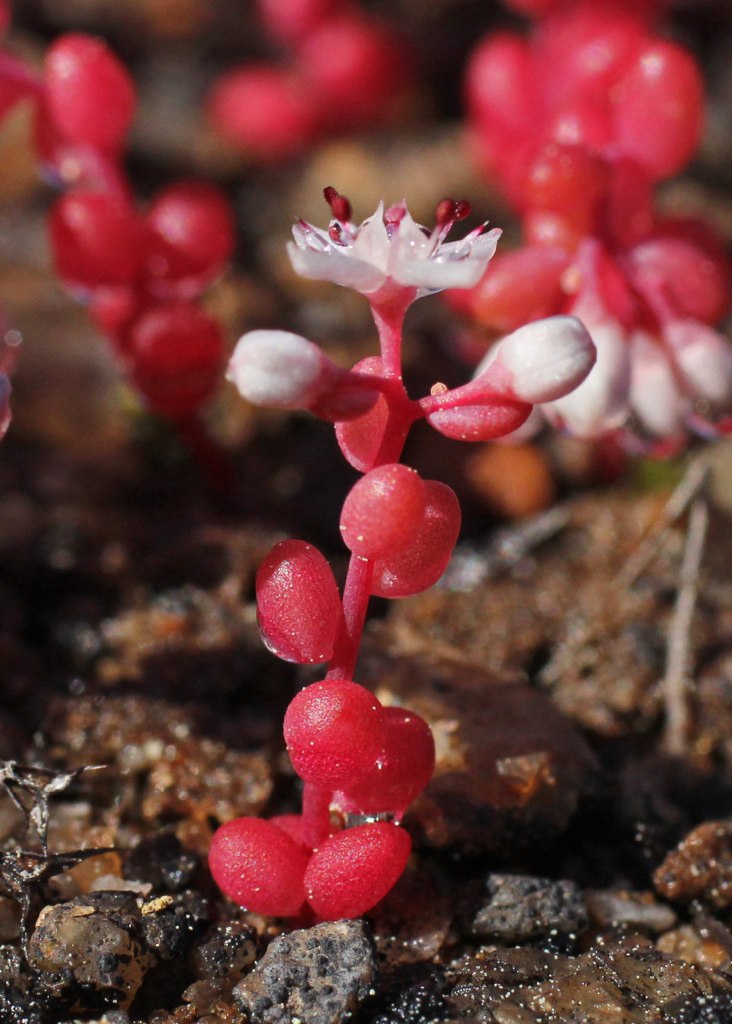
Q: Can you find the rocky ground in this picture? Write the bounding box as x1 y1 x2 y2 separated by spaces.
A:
1 1 732 1021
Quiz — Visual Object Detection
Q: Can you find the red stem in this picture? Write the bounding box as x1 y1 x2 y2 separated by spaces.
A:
301 783 332 849
172 413 236 497
325 553 375 681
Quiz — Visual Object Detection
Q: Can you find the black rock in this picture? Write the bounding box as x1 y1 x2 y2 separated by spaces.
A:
234 919 377 1024
470 873 587 943
139 889 210 961
369 966 446 1024
191 921 257 982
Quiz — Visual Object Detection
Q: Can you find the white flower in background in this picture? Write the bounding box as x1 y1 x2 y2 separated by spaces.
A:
288 188 501 300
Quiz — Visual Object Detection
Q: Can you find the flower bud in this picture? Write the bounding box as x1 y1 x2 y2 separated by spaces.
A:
474 315 596 403
228 330 380 419
664 319 732 409
227 329 331 409
543 318 631 438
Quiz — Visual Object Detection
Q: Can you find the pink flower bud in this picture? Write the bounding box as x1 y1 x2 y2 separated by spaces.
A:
629 331 687 438
543 318 631 438
664 319 732 410
228 330 379 419
473 315 596 403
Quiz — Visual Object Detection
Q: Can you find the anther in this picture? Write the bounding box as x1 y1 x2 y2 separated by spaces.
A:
323 186 352 222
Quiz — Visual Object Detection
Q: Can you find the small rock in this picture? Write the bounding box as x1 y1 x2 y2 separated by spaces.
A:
658 925 731 971
234 919 377 1024
470 874 587 943
359 647 593 854
447 943 732 1023
27 892 154 1012
585 889 677 934
654 821 732 909
191 922 257 982
139 889 209 961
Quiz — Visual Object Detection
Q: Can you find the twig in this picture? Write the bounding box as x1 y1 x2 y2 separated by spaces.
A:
541 461 709 689
440 504 571 592
662 494 709 756
616 458 709 589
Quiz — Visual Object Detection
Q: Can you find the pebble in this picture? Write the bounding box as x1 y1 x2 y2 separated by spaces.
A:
585 889 677 934
26 892 154 1012
654 821 732 909
469 873 587 943
191 922 257 982
234 919 377 1024
447 943 732 1023
359 647 593 854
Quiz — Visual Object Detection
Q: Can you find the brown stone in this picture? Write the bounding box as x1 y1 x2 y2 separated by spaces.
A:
358 647 594 854
654 820 732 909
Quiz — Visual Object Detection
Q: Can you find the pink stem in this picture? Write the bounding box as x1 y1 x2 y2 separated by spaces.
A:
326 553 374 681
302 783 332 849
172 413 236 497
370 298 409 380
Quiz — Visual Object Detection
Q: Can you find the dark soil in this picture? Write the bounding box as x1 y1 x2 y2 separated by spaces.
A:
1 2 732 1022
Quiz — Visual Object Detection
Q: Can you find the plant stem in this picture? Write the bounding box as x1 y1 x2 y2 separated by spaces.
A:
370 297 409 380
302 783 332 849
326 553 375 681
173 413 236 498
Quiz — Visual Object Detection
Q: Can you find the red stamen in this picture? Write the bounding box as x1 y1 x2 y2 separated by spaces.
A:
453 199 471 221
434 197 472 227
434 199 454 227
323 185 352 222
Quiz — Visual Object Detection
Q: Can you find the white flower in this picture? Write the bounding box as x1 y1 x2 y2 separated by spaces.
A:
288 196 501 299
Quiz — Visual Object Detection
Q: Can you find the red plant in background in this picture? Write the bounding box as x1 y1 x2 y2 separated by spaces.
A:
209 188 596 919
459 0 732 447
0 22 235 459
208 0 414 161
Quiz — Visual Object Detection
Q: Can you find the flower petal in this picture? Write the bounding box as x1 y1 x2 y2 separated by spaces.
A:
287 242 386 293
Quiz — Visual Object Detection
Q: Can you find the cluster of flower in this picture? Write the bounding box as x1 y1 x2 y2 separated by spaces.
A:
459 0 732 446
209 188 597 919
0 25 234 422
208 0 412 162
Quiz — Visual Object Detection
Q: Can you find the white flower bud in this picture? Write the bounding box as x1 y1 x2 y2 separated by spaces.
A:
227 330 328 409
478 315 596 404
